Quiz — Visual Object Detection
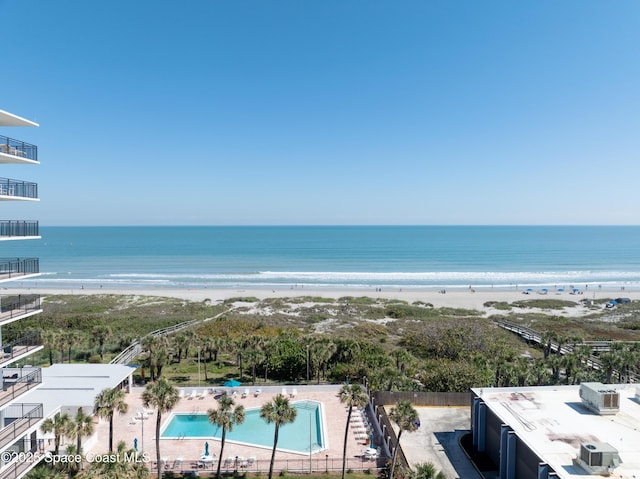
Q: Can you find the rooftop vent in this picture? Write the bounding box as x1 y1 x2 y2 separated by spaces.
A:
579 383 619 415
574 442 621 475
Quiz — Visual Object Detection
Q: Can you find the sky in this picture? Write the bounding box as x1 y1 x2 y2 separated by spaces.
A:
1 0 639 226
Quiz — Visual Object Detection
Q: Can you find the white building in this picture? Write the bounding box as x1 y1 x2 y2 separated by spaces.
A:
471 384 640 479
0 108 44 479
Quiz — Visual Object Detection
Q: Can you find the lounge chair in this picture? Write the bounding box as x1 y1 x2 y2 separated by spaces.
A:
187 390 197 400
178 389 185 399
254 388 262 397
241 388 249 398
282 387 287 397
291 388 297 398
197 390 206 400
173 457 183 469
224 457 234 468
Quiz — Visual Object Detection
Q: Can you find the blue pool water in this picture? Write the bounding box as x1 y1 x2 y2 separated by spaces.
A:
161 400 325 454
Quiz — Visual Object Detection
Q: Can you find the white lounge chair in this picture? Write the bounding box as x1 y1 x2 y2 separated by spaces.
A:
242 388 249 398
254 388 262 397
291 388 297 398
197 390 206 400
187 390 197 400
282 387 287 397
178 389 185 398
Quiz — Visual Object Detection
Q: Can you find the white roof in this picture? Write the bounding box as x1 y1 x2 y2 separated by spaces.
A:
0 109 38 127
24 363 135 417
473 384 640 478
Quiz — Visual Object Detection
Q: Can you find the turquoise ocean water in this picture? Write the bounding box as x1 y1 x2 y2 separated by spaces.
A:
3 226 640 291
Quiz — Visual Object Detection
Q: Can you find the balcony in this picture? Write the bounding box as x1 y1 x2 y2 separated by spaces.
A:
0 259 39 283
0 179 37 202
0 332 42 368
0 222 39 241
0 438 45 479
0 368 41 409
0 136 37 165
0 296 42 327
0 404 43 452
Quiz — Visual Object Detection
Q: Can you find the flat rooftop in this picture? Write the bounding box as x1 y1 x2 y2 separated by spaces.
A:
473 385 640 478
24 363 136 417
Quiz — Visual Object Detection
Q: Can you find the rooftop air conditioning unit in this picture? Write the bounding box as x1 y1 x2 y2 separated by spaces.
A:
579 383 619 415
574 443 621 475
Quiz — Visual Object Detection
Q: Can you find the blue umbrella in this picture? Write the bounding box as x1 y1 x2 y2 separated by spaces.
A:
224 379 241 387
205 442 209 456
134 438 138 452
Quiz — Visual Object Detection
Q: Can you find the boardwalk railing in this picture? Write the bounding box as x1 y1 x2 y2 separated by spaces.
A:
110 308 233 365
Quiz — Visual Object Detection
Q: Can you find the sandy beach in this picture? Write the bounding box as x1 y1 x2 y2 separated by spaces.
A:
8 285 640 313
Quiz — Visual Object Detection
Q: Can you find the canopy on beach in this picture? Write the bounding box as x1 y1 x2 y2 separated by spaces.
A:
224 380 241 387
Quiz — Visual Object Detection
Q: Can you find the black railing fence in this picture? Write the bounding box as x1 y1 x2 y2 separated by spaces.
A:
0 295 41 321
0 258 39 278
0 221 39 238
0 135 37 162
0 439 46 479
145 456 381 474
0 178 38 199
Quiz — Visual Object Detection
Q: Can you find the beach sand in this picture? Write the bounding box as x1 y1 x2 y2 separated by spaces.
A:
8 285 640 313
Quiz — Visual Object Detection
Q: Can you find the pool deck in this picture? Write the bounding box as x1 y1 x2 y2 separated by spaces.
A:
87 384 379 473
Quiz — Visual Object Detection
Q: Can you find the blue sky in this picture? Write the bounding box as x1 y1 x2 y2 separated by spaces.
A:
2 1 639 225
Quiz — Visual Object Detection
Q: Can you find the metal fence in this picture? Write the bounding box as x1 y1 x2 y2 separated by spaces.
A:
0 135 38 162
146 456 382 475
0 221 39 238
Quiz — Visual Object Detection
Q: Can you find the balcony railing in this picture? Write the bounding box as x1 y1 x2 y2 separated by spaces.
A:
0 259 39 280
0 295 41 325
0 403 43 451
0 438 45 479
0 136 37 162
0 331 42 366
0 179 38 200
0 221 39 239
0 368 41 409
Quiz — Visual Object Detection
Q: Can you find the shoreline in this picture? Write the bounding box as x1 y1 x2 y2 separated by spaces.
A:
7 284 640 311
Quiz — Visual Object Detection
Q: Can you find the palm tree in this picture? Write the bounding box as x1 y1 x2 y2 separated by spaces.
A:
260 394 297 479
91 324 112 361
78 440 149 479
94 388 128 453
41 412 72 456
412 462 447 479
72 407 95 456
388 400 419 479
142 377 180 479
208 395 245 479
338 383 369 479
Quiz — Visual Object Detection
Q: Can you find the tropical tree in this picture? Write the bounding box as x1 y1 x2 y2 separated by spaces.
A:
338 384 369 479
260 394 297 479
208 395 245 479
91 324 112 361
94 388 129 452
41 412 72 456
388 400 419 479
41 329 58 366
78 440 149 479
72 407 95 455
412 462 447 479
142 378 180 479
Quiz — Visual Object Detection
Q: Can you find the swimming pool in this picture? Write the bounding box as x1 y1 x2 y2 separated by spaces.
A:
160 400 326 455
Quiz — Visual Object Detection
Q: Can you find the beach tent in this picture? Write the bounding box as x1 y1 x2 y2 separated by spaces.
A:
224 379 241 387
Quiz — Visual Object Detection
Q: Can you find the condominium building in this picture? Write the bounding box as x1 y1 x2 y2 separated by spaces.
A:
0 108 44 479
471 384 640 479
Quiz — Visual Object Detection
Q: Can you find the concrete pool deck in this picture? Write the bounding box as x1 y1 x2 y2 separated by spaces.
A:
87 384 380 473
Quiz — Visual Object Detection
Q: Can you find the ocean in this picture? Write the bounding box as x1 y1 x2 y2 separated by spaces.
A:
3 226 640 291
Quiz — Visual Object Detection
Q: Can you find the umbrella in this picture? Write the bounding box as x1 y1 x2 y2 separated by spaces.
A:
134 438 138 452
224 380 241 387
557 288 564 292
205 442 209 456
